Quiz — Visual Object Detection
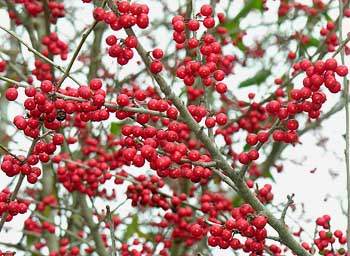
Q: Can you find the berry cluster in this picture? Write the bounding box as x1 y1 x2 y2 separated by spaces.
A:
197 204 270 255
9 0 65 23
41 32 69 60
0 189 29 223
300 215 348 255
32 59 53 81
1 154 41 183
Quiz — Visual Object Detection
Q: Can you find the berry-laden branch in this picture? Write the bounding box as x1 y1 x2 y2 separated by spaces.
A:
337 0 350 253
106 1 311 255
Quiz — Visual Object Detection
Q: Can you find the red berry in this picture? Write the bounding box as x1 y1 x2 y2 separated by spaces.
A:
205 117 216 128
152 48 164 59
215 113 227 125
188 19 200 31
93 7 105 21
200 4 213 16
125 36 138 48
215 82 227 94
246 134 258 146
117 94 129 106
150 61 163 74
5 88 18 101
238 152 250 164
90 79 102 90
335 65 348 77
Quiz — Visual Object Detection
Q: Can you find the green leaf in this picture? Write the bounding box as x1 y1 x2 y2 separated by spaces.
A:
236 40 246 52
123 214 139 241
136 229 155 241
232 195 244 207
243 144 252 152
110 122 123 136
223 0 263 32
238 69 271 88
263 169 276 182
308 37 320 47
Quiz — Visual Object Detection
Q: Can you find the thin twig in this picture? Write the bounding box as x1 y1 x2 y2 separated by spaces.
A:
106 205 118 256
0 25 81 86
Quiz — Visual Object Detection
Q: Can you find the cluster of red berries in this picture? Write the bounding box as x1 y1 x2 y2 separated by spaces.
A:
9 0 65 23
126 175 169 209
120 242 153 256
237 103 268 133
32 59 54 81
41 32 69 60
36 195 58 211
320 22 339 53
1 154 41 183
46 1 66 23
278 0 328 17
299 215 348 255
93 2 150 65
191 204 270 254
200 192 232 218
175 37 232 91
106 34 137 65
93 1 149 29
300 58 348 93
0 189 29 222
256 184 274 204
56 157 111 196
24 217 55 236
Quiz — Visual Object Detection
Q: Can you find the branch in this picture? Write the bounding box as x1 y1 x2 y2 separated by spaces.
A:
0 26 81 86
106 206 117 256
106 1 311 255
77 193 109 256
280 194 295 224
337 0 350 253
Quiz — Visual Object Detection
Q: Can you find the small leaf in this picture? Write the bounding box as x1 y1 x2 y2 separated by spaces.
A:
236 40 246 52
110 122 123 136
263 169 276 182
232 195 244 207
243 144 251 152
136 229 155 241
223 0 263 32
238 69 271 88
123 214 139 241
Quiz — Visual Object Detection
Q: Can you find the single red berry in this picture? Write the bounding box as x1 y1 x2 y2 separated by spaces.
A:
125 36 138 48
215 82 227 94
215 113 227 125
205 117 216 128
257 131 269 143
106 35 117 46
52 133 64 145
117 94 129 106
5 88 18 101
188 19 200 31
150 61 163 74
40 80 53 93
246 134 258 146
152 48 164 59
248 149 259 160
93 7 105 21
238 152 250 165
335 65 348 77
200 4 213 16
90 79 102 90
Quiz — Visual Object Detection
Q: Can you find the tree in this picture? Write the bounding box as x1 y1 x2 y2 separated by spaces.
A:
0 0 349 255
